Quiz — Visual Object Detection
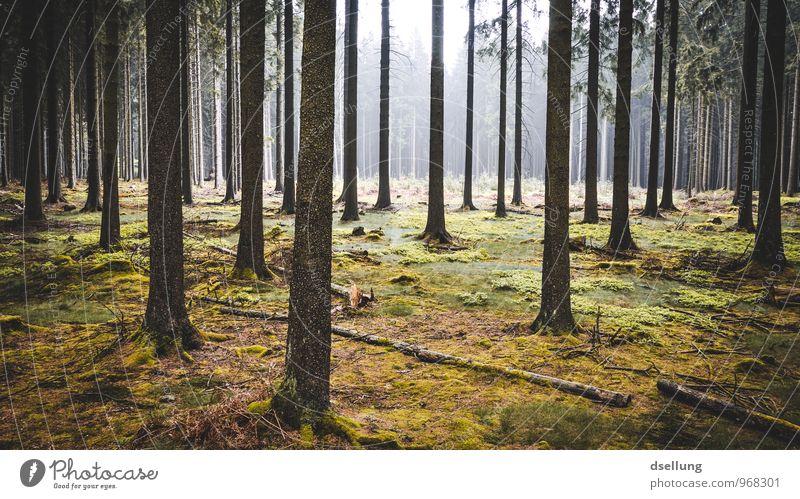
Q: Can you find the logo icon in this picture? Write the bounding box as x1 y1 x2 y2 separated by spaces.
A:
20 459 45 487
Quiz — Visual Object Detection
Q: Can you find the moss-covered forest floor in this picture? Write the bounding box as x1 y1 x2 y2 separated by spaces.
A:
1 178 800 449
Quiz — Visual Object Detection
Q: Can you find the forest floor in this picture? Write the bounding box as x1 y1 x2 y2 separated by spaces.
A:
1 177 800 449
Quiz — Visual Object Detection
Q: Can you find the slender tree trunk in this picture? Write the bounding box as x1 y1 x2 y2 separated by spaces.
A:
641 0 665 217
223 0 237 202
607 0 636 251
100 2 120 250
180 0 193 204
461 0 478 211
752 0 787 269
375 0 392 209
82 0 102 212
495 0 508 218
341 0 360 220
143 0 202 353
22 0 45 222
138 31 148 181
659 0 679 209
511 0 523 206
735 0 759 230
532 0 574 333
788 59 800 196
583 0 600 223
45 1 64 204
213 67 221 189
234 0 269 279
274 2 284 193
280 0 296 214
65 33 76 189
194 13 204 188
274 0 336 427
421 0 451 243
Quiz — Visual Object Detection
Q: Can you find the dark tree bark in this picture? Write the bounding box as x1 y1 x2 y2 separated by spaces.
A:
138 32 148 181
511 0 523 206
460 0 478 211
222 0 237 203
606 0 637 251
495 0 508 218
641 0 665 217
752 0 787 269
659 0 679 210
66 33 76 189
734 0 759 231
280 0 296 214
583 0 600 223
82 0 102 213
531 0 574 333
143 0 203 353
420 0 451 243
273 0 336 427
274 1 284 193
44 1 64 204
234 0 269 279
787 59 799 196
100 2 120 250
374 0 392 209
22 0 45 222
341 0 360 220
180 0 193 205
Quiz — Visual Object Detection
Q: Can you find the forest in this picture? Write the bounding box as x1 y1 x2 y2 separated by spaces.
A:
0 0 798 450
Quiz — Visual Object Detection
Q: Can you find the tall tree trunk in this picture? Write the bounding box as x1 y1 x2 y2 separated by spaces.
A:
274 0 336 427
234 0 269 279
65 32 76 189
138 31 148 181
144 0 203 353
735 0 759 230
22 0 45 222
659 0 678 209
280 0 296 214
421 0 451 243
100 2 120 250
641 0 665 217
461 0 478 211
194 12 205 188
82 0 102 212
375 0 392 209
752 0 787 269
511 0 523 206
274 2 284 192
180 0 193 204
607 0 636 251
532 0 574 333
341 0 360 220
495 0 508 218
787 59 799 196
583 0 600 223
44 1 63 204
223 0 237 203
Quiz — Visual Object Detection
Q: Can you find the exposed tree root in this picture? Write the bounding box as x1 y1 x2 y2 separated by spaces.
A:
210 304 632 407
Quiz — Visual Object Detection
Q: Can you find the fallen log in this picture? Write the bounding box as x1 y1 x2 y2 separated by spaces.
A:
210 303 632 407
657 379 800 444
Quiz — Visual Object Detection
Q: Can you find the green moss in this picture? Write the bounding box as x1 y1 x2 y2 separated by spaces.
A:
572 276 634 293
298 424 315 448
734 358 768 373
378 242 491 265
388 273 420 285
124 344 157 368
247 399 273 415
668 287 742 308
229 267 258 280
234 345 272 358
202 331 232 342
491 270 541 296
459 291 488 306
